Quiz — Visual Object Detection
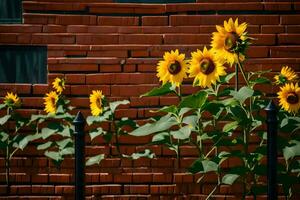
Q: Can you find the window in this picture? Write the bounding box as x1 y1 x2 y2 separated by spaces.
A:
116 0 195 3
0 46 47 84
0 0 22 23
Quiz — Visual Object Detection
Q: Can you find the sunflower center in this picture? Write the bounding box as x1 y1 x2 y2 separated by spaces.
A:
224 32 239 51
168 61 181 75
96 98 102 109
199 58 215 75
287 92 299 104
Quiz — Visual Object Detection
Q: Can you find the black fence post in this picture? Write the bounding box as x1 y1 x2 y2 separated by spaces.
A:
73 111 85 200
265 100 278 200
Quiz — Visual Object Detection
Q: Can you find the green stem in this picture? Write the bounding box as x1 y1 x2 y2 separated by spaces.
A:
235 63 239 91
112 116 122 158
243 129 249 199
236 57 249 87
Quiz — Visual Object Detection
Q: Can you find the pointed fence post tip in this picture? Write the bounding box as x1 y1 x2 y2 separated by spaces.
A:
73 111 85 134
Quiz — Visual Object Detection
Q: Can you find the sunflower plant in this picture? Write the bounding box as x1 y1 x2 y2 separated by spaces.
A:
274 67 300 199
0 92 36 192
129 18 299 199
85 90 151 166
28 77 75 165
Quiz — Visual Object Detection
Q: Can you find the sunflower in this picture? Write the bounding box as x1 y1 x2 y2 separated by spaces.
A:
90 90 104 116
156 49 188 87
52 77 65 94
274 66 298 85
278 83 300 114
44 91 59 114
211 18 248 66
4 92 21 108
188 47 227 88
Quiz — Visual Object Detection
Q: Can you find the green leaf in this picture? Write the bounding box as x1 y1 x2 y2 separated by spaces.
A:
117 118 137 130
37 141 53 150
89 127 106 141
151 132 170 145
223 121 239 132
123 149 155 160
29 114 47 124
0 132 9 142
154 105 177 115
250 77 271 86
179 91 207 109
202 160 218 172
231 86 254 104
61 147 74 155
182 115 198 130
222 174 240 185
220 72 235 84
129 114 178 136
0 104 6 110
45 151 62 162
0 115 11 125
56 138 72 150
205 102 224 119
188 159 218 174
86 111 111 126
41 127 57 139
86 154 105 166
58 126 73 137
109 100 130 113
283 140 300 161
140 82 176 97
170 125 192 140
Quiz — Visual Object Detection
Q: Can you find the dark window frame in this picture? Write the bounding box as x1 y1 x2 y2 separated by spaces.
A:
0 45 48 84
0 0 23 24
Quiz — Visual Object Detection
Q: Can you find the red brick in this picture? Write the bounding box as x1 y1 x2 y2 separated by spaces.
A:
142 16 168 26
0 25 42 33
0 33 17 43
65 74 86 84
111 85 156 97
132 173 152 183
56 15 97 25
114 174 132 183
76 34 119 45
0 84 31 95
31 174 49 183
100 65 122 72
31 34 75 44
251 34 276 45
270 46 300 58
170 15 279 26
119 34 162 44
278 34 300 45
55 186 74 194
23 14 55 24
43 25 66 33
124 185 149 194
261 25 285 34
31 185 54 194
88 50 127 58
48 64 99 72
49 174 70 183
164 34 209 44
281 15 300 25
287 25 300 33
264 2 292 11
98 16 139 26
131 50 149 57
70 85 110 96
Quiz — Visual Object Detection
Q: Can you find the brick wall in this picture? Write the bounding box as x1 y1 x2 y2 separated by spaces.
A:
0 0 300 199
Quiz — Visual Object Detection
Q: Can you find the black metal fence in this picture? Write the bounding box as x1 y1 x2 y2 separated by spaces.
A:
73 100 279 200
